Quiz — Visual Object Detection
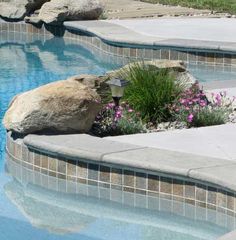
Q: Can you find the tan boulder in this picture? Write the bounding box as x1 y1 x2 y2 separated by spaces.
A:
108 60 196 86
3 79 101 134
68 74 110 103
0 0 49 20
38 0 104 25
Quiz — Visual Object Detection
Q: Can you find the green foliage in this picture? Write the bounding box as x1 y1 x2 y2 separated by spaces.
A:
122 63 185 123
140 0 236 14
191 107 229 127
116 112 146 135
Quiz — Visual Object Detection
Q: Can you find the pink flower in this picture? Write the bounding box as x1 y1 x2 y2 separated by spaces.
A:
108 103 115 109
115 111 122 119
199 100 206 107
187 113 194 123
215 94 222 106
128 109 133 113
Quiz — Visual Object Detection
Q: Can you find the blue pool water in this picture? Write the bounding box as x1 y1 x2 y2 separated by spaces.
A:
0 32 236 240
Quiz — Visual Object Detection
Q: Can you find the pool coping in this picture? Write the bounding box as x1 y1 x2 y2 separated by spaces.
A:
22 133 236 194
63 20 236 54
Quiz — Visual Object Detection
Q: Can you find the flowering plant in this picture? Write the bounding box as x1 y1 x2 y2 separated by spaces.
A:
92 102 146 137
170 82 235 127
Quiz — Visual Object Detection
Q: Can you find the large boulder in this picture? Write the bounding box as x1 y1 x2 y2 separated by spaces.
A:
108 60 196 87
3 79 102 134
0 0 49 20
68 74 110 100
38 0 104 25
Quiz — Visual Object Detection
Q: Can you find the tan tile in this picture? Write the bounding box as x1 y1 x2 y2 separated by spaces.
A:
123 170 134 187
100 165 111 183
160 177 172 194
196 184 207 202
185 182 195 199
48 156 57 172
77 161 88 179
41 154 48 169
111 168 122 185
67 160 76 177
148 174 159 192
173 179 184 197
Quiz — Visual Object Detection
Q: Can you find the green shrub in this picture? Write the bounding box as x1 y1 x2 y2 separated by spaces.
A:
191 107 229 127
122 63 185 123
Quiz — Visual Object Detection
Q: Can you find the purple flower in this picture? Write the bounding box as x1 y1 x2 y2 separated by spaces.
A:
107 103 115 109
187 113 194 123
115 111 122 119
215 94 222 106
199 100 206 107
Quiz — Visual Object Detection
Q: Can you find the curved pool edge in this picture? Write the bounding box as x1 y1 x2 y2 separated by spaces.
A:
21 133 236 191
1 19 236 70
5 132 236 239
63 20 236 54
5 131 236 239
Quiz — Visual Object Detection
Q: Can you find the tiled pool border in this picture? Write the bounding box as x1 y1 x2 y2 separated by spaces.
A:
5 152 236 233
6 132 236 220
0 21 236 67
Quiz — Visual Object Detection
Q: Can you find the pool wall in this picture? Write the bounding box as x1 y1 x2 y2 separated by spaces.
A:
6 132 236 224
0 20 236 68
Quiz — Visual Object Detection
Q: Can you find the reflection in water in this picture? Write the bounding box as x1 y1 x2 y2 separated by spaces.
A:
3 154 235 240
0 32 122 166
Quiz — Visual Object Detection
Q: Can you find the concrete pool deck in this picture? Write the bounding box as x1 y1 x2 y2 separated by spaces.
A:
64 18 236 52
106 18 236 43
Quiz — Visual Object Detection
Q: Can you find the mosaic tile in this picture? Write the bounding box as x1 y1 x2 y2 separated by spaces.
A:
160 177 172 194
185 181 195 199
100 165 111 183
67 160 77 177
135 172 147 189
41 154 48 169
48 156 57 172
77 161 88 179
196 184 207 202
88 163 99 180
148 174 159 192
123 170 135 187
217 190 228 208
34 151 41 167
208 186 217 205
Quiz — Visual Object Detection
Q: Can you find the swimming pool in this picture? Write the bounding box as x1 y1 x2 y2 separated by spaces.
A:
0 32 236 240
3 154 234 240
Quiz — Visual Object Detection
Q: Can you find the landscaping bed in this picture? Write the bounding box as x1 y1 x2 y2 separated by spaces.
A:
91 61 236 137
